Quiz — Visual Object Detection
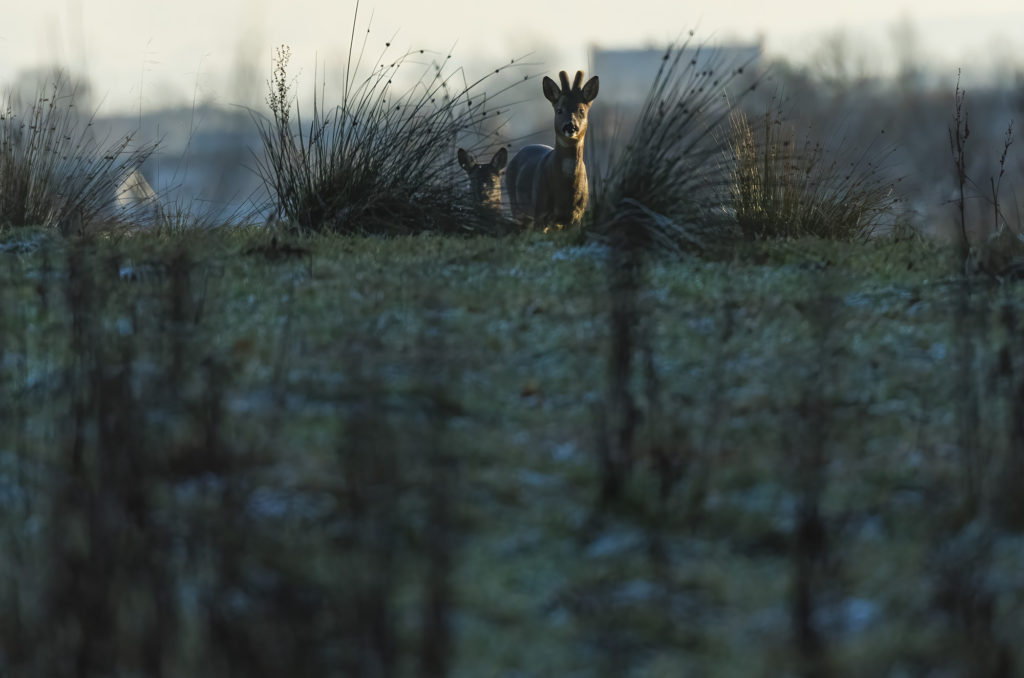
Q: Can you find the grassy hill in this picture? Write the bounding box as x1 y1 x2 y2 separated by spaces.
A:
2 226 1022 676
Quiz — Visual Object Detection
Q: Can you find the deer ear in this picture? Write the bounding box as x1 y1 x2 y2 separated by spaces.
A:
457 148 475 171
581 76 599 103
542 76 561 104
492 147 508 170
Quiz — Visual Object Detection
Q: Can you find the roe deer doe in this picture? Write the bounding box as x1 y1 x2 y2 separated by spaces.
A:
458 147 507 213
506 70 599 229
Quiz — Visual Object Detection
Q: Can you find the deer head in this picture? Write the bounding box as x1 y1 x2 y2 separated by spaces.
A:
458 147 507 210
542 70 599 143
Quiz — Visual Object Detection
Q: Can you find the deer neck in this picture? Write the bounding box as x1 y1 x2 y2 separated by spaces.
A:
554 134 586 181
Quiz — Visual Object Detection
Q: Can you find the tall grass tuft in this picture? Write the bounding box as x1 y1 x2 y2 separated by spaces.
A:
948 74 1024 279
0 75 158 235
251 24 523 235
728 106 899 241
588 37 759 254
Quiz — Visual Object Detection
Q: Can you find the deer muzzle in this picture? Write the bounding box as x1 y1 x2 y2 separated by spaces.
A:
561 122 579 137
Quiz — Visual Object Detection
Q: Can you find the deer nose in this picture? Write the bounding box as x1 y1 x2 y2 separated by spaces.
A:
561 122 578 136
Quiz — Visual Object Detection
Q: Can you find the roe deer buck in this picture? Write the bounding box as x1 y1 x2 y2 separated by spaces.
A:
506 70 599 229
458 147 507 213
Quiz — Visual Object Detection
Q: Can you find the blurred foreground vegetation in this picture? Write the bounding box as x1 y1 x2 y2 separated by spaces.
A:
2 227 1023 676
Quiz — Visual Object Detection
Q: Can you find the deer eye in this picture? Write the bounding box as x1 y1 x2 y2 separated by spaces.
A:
556 107 564 114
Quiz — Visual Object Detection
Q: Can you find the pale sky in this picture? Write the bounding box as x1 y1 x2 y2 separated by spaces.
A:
3 0 1024 112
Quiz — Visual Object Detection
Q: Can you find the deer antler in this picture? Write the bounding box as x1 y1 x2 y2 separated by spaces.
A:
572 71 584 92
559 71 571 92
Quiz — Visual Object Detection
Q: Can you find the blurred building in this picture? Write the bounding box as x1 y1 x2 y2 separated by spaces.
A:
589 41 763 110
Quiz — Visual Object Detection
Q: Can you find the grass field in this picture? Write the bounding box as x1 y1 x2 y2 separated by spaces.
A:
2 226 1022 676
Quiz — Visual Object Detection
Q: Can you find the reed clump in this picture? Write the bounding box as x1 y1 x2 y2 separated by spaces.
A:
0 75 157 235
728 107 899 241
252 31 522 235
